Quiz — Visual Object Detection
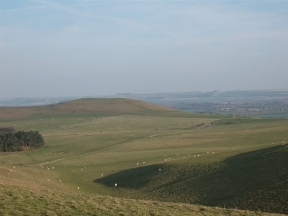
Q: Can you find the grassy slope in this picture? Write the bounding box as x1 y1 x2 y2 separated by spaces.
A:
2 186 282 216
0 98 287 215
97 144 288 214
0 163 283 216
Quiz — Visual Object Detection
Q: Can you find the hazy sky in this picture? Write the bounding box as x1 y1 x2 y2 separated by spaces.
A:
0 0 288 99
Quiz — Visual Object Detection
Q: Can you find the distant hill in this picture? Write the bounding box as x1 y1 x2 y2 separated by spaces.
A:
0 98 174 120
2 90 288 118
0 97 76 107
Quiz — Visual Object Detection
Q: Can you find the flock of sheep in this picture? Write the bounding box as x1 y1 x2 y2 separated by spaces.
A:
32 151 219 190
6 149 220 192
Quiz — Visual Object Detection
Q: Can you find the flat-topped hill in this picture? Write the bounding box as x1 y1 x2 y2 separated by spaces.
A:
55 98 173 113
0 98 174 120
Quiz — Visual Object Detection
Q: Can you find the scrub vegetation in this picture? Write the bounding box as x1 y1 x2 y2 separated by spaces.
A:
0 98 287 215
0 128 44 152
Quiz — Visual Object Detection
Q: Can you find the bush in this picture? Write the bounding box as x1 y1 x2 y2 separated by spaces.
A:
0 130 44 152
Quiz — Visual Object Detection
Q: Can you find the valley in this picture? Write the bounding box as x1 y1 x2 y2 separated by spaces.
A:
0 98 287 215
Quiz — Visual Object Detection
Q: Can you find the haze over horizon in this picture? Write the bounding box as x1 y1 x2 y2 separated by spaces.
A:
1 0 287 99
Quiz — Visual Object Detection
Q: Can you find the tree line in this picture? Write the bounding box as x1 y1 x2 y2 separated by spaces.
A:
0 127 45 152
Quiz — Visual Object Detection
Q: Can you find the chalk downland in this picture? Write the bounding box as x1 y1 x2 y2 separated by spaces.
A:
0 98 175 120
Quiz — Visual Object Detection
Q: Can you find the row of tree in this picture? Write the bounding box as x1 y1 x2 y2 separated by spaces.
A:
0 127 45 152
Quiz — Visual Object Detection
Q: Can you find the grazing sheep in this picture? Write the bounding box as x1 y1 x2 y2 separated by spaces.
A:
77 187 80 190
114 183 118 187
159 168 162 171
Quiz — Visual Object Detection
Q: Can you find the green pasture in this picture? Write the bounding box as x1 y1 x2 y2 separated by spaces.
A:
0 99 287 215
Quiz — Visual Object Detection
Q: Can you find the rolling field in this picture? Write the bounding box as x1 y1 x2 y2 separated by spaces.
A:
0 98 288 215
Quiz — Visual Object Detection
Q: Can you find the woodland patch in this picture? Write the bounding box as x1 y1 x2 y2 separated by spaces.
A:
0 127 44 152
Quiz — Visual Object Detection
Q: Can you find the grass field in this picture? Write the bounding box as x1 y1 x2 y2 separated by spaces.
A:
0 98 287 215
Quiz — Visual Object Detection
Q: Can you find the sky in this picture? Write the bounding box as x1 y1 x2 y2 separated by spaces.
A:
0 0 288 99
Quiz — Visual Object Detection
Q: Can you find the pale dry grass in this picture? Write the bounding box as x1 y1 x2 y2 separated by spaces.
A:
0 163 69 193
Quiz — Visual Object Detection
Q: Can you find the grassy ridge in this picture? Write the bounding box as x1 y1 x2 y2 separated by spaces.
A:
0 98 288 215
97 144 288 214
0 98 175 120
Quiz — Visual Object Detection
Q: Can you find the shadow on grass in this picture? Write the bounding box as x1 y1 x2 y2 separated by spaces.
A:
95 164 165 189
95 144 288 214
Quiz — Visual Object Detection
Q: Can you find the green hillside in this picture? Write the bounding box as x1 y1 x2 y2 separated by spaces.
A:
0 98 175 120
0 98 287 215
97 144 288 213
